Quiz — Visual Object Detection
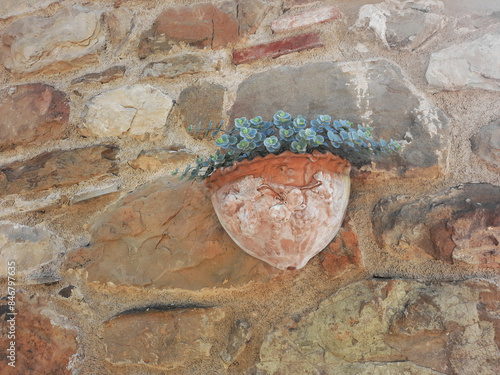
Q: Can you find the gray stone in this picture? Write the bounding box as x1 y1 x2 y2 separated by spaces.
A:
426 34 500 92
229 59 449 172
352 0 446 50
141 54 218 79
0 5 105 74
168 82 226 139
471 120 500 168
0 221 65 282
256 279 500 374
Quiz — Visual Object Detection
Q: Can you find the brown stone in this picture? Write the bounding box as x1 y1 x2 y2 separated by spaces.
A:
372 183 500 268
0 84 70 150
0 146 118 197
0 293 79 374
103 307 225 369
63 177 280 290
138 3 238 58
320 218 363 276
71 66 126 85
168 82 226 139
257 279 500 374
103 8 134 48
129 148 195 172
233 32 323 65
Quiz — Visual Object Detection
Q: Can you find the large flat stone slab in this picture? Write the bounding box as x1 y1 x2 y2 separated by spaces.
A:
64 177 280 290
229 59 449 172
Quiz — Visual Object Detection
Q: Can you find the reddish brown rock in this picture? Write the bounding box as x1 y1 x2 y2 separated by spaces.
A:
0 84 70 150
129 148 194 172
271 5 341 33
0 146 118 197
233 32 323 64
138 3 238 57
320 218 363 276
103 306 226 369
0 293 79 374
372 183 500 268
64 177 280 290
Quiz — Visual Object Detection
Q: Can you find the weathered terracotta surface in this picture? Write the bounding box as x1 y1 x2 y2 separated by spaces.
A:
206 151 351 270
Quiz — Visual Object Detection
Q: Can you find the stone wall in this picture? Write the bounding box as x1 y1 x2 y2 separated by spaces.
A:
0 0 499 374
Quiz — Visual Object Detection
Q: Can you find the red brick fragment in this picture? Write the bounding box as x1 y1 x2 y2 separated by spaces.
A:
233 32 323 65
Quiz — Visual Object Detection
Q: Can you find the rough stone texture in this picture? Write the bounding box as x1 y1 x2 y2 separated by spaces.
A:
168 82 225 139
220 319 252 364
138 3 238 57
0 6 105 74
319 218 364 277
63 177 280 290
206 151 351 270
103 307 225 369
141 53 218 78
71 66 126 85
0 221 65 282
82 85 173 138
283 0 319 11
0 0 58 19
0 84 70 150
138 1 270 58
0 293 79 374
129 148 195 172
426 34 500 92
0 145 118 196
352 0 446 50
256 279 500 374
233 32 323 64
372 183 500 268
103 8 134 49
271 5 341 33
229 59 449 172
471 119 500 169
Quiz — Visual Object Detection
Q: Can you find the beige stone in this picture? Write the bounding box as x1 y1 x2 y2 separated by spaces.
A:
82 84 173 138
0 6 105 74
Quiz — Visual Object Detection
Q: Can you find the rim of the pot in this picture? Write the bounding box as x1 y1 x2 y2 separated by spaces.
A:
205 150 351 191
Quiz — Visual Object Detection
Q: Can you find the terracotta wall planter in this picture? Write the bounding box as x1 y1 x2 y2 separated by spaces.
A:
205 151 351 270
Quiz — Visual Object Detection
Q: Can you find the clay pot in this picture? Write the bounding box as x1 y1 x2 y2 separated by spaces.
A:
205 150 351 270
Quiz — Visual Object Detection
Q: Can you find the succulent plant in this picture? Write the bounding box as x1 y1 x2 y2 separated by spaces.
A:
173 111 402 180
